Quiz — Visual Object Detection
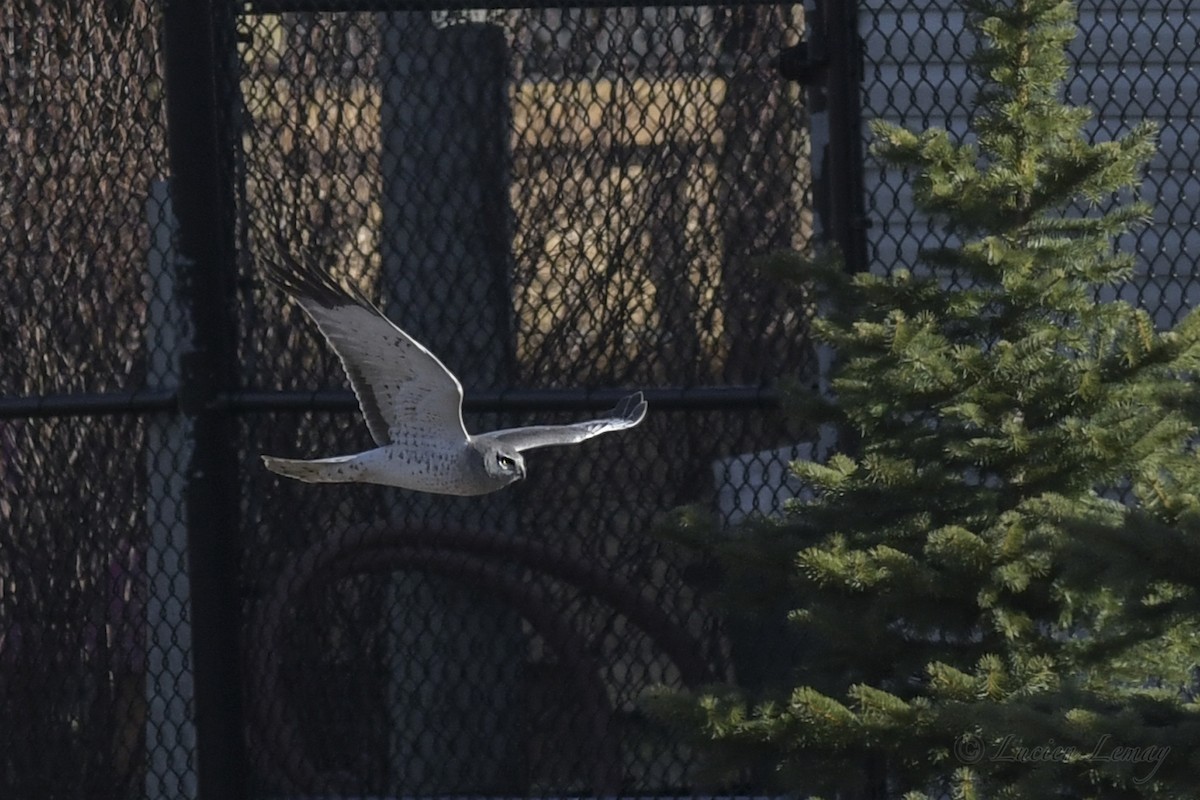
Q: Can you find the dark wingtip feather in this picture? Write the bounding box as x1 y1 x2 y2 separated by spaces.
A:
262 233 373 311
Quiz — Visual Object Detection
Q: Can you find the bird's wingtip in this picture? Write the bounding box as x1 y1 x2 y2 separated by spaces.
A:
618 391 648 426
261 239 374 311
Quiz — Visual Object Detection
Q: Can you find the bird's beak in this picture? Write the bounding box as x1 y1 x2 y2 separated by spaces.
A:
517 462 527 480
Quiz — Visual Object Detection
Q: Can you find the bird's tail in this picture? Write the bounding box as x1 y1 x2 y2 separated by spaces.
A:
261 453 361 483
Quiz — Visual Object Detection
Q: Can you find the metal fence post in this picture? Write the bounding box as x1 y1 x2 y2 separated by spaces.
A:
805 0 867 272
162 1 247 798
826 0 866 272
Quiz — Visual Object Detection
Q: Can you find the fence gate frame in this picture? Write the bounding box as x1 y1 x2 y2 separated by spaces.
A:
151 0 867 796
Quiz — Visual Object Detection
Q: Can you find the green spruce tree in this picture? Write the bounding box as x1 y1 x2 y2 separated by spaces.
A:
657 1 1200 797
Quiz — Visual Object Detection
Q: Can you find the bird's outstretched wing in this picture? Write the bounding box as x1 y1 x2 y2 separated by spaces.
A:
265 249 469 447
479 392 647 452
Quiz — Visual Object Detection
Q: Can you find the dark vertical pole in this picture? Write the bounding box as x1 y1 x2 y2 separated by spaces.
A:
824 0 867 272
814 16 873 725
781 0 866 268
827 34 873 800
162 0 247 798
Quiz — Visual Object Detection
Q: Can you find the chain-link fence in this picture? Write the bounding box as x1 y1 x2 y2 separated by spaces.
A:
860 0 1200 327
4 0 1200 798
237 3 811 796
1 2 170 798
3 0 812 797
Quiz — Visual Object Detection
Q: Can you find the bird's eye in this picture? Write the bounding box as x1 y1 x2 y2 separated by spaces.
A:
496 454 514 470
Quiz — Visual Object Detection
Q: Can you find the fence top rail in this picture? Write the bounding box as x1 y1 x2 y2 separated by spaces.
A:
0 389 178 420
0 386 781 420
241 0 794 14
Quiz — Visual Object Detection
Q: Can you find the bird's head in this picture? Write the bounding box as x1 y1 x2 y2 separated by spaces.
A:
476 441 526 486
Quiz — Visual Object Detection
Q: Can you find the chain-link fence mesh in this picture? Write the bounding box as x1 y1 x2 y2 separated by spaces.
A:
235 4 809 794
5 0 1200 797
1 2 171 798
2 0 811 797
860 0 1200 328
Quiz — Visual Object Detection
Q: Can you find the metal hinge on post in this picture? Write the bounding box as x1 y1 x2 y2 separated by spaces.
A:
774 39 829 86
